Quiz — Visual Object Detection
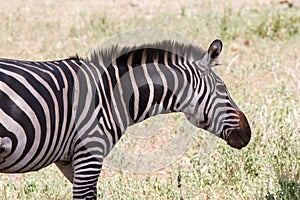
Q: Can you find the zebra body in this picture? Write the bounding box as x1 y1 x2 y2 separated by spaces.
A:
0 39 251 199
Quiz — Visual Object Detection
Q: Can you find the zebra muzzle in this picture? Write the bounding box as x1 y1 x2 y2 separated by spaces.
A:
226 111 251 149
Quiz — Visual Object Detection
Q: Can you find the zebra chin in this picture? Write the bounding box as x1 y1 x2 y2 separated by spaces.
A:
225 111 251 149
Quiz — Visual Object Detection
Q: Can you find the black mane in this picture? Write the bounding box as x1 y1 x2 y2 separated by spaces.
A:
84 40 207 67
67 54 82 61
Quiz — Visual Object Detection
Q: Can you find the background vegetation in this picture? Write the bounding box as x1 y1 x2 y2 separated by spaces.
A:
0 0 299 199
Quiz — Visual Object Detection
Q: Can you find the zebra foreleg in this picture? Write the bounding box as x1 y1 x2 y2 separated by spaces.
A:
72 148 103 200
0 137 12 162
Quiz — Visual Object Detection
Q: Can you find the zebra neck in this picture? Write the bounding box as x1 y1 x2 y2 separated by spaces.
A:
129 84 174 125
109 67 180 131
84 47 196 133
113 81 177 131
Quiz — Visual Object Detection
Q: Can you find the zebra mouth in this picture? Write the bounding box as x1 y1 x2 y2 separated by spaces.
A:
225 111 251 149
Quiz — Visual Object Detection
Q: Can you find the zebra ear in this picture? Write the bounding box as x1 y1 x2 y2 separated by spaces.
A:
207 39 222 66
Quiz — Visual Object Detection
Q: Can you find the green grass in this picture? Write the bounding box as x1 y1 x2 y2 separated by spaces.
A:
0 0 299 199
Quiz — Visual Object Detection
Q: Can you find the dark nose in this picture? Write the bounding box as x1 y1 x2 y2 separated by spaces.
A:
226 111 251 149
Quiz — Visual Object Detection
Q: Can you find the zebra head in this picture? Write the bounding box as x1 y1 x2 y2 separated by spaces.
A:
183 39 251 149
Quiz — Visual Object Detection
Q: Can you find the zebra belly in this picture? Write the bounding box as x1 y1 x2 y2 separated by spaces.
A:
0 114 70 173
0 127 62 173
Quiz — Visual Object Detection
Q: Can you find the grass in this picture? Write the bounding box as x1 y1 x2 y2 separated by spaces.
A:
255 9 300 40
0 0 299 199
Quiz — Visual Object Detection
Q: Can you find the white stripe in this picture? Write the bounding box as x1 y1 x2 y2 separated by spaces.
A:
153 55 168 113
45 61 72 163
101 62 124 132
85 61 118 142
56 60 81 162
170 53 188 110
112 60 130 128
72 63 102 140
127 53 139 121
138 50 154 121
163 52 179 111
23 62 61 91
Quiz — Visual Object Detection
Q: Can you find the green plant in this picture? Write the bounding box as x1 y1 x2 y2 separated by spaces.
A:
255 9 300 40
266 179 300 200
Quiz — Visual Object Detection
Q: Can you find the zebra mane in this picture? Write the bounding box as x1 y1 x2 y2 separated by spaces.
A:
84 40 207 67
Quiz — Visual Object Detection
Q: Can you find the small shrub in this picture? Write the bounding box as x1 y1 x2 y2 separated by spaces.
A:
219 8 241 40
255 10 300 40
266 179 300 200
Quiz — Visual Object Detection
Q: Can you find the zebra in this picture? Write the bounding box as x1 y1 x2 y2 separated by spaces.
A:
0 39 251 199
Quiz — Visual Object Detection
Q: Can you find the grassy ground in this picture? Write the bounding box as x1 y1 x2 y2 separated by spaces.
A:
0 0 299 199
